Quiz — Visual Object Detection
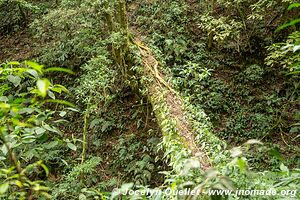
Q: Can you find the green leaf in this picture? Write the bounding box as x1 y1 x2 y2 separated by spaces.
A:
276 18 300 32
45 67 75 75
0 182 9 194
293 45 300 52
52 84 69 94
7 75 21 87
280 163 289 173
13 180 22 187
42 123 58 133
1 145 8 155
19 108 34 114
79 194 87 200
37 79 50 97
67 142 77 151
0 96 8 102
44 141 59 149
237 158 246 171
288 3 300 10
59 111 67 117
7 61 20 65
0 103 10 110
40 163 49 176
48 90 55 99
26 69 39 78
35 127 46 135
25 61 44 73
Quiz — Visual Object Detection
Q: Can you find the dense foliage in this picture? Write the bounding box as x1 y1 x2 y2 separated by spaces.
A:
0 0 299 199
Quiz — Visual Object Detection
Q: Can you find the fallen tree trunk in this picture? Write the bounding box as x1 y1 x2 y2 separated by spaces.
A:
133 38 215 171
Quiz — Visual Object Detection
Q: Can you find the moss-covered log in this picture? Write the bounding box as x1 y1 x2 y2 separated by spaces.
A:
133 39 227 172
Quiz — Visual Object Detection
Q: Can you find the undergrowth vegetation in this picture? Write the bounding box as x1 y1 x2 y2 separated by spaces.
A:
0 0 299 199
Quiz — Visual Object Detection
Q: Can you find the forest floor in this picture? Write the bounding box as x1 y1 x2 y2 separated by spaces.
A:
0 31 34 63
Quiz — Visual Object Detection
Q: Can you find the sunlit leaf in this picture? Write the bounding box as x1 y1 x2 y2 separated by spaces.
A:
0 183 9 194
280 163 289 173
230 147 242 157
245 139 263 145
37 79 50 97
40 163 49 176
26 69 39 78
67 142 77 151
45 67 75 75
42 123 58 133
25 61 44 73
59 111 67 117
7 61 20 65
79 194 87 200
288 3 300 10
48 90 55 99
13 180 22 187
237 158 246 171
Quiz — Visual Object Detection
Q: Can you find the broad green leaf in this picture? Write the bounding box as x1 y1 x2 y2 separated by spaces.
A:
35 127 46 135
13 180 22 187
280 163 289 173
67 142 77 151
37 79 50 97
22 134 36 143
293 45 300 52
0 103 10 110
42 123 58 133
7 75 21 87
0 96 8 102
19 107 34 114
26 69 39 78
79 194 87 200
1 145 8 155
0 182 9 194
25 61 44 73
